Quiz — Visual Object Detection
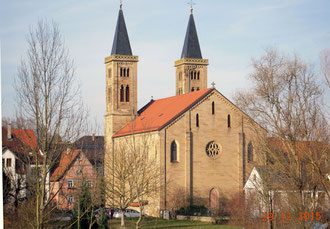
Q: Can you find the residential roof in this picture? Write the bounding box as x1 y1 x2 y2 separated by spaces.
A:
111 6 132 56
74 136 104 172
11 129 38 150
50 149 80 181
2 127 41 163
113 88 213 137
181 12 202 59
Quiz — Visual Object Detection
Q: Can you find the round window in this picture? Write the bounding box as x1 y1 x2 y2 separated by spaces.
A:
206 141 221 158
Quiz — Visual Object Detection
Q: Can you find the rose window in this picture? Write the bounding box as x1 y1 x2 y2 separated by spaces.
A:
206 141 221 158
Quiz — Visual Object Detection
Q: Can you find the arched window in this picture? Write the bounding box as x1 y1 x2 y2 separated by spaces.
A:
212 102 215 115
125 85 130 102
191 87 195 92
193 71 196 79
120 85 124 102
196 113 199 127
197 71 200 80
123 68 126 77
127 68 130 77
248 142 254 163
227 114 231 128
190 71 193 79
171 141 177 162
120 68 123 77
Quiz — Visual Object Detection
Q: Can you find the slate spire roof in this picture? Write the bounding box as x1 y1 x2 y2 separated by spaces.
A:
111 5 132 55
181 12 202 59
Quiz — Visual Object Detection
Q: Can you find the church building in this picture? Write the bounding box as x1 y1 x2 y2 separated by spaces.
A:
104 4 262 216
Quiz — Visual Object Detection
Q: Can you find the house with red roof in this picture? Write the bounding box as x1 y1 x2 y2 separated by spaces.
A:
50 148 100 209
2 125 44 209
103 5 265 217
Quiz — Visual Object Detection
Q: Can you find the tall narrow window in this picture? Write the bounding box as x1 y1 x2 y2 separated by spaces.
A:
125 85 130 102
248 142 254 163
171 141 177 162
179 72 182 81
227 114 231 128
196 114 199 127
6 158 12 167
191 71 193 79
127 68 130 77
212 102 215 115
194 71 197 79
124 68 127 77
120 68 123 77
120 85 124 102
197 71 200 80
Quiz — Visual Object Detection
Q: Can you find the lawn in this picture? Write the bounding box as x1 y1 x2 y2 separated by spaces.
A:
107 217 243 229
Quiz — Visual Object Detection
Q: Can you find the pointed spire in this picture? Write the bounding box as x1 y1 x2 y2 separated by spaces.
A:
111 4 132 55
181 10 202 59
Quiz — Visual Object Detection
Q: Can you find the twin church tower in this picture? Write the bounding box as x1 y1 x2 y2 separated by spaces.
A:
105 4 209 137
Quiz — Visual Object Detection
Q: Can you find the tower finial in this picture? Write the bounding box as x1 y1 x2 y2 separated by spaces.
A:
187 0 196 14
120 0 123 9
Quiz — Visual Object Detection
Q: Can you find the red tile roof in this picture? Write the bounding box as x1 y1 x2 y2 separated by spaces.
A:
113 88 213 137
11 129 38 150
51 149 80 181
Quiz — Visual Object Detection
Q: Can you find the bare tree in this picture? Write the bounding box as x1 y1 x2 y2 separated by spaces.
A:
104 129 161 228
235 48 329 228
15 19 88 228
320 49 330 88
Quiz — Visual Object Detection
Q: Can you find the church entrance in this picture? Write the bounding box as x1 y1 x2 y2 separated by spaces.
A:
209 188 219 215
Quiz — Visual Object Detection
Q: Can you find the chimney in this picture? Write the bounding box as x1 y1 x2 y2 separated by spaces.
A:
92 133 95 142
7 124 12 140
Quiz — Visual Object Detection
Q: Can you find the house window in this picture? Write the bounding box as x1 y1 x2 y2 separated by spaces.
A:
248 142 254 163
120 85 124 102
227 114 231 128
212 102 215 115
2 159 5 167
196 114 199 127
68 179 74 189
68 195 74 204
6 158 12 167
125 85 130 102
170 141 177 162
88 180 93 187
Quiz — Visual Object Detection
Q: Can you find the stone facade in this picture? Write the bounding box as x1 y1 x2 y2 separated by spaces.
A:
104 6 263 217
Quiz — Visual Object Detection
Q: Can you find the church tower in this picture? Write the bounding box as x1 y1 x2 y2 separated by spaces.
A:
105 4 138 140
175 8 209 95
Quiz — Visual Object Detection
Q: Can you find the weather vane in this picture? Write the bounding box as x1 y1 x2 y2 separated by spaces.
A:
120 0 123 9
187 0 196 13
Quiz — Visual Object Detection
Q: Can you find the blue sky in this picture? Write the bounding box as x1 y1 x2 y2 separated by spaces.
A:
1 0 330 131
